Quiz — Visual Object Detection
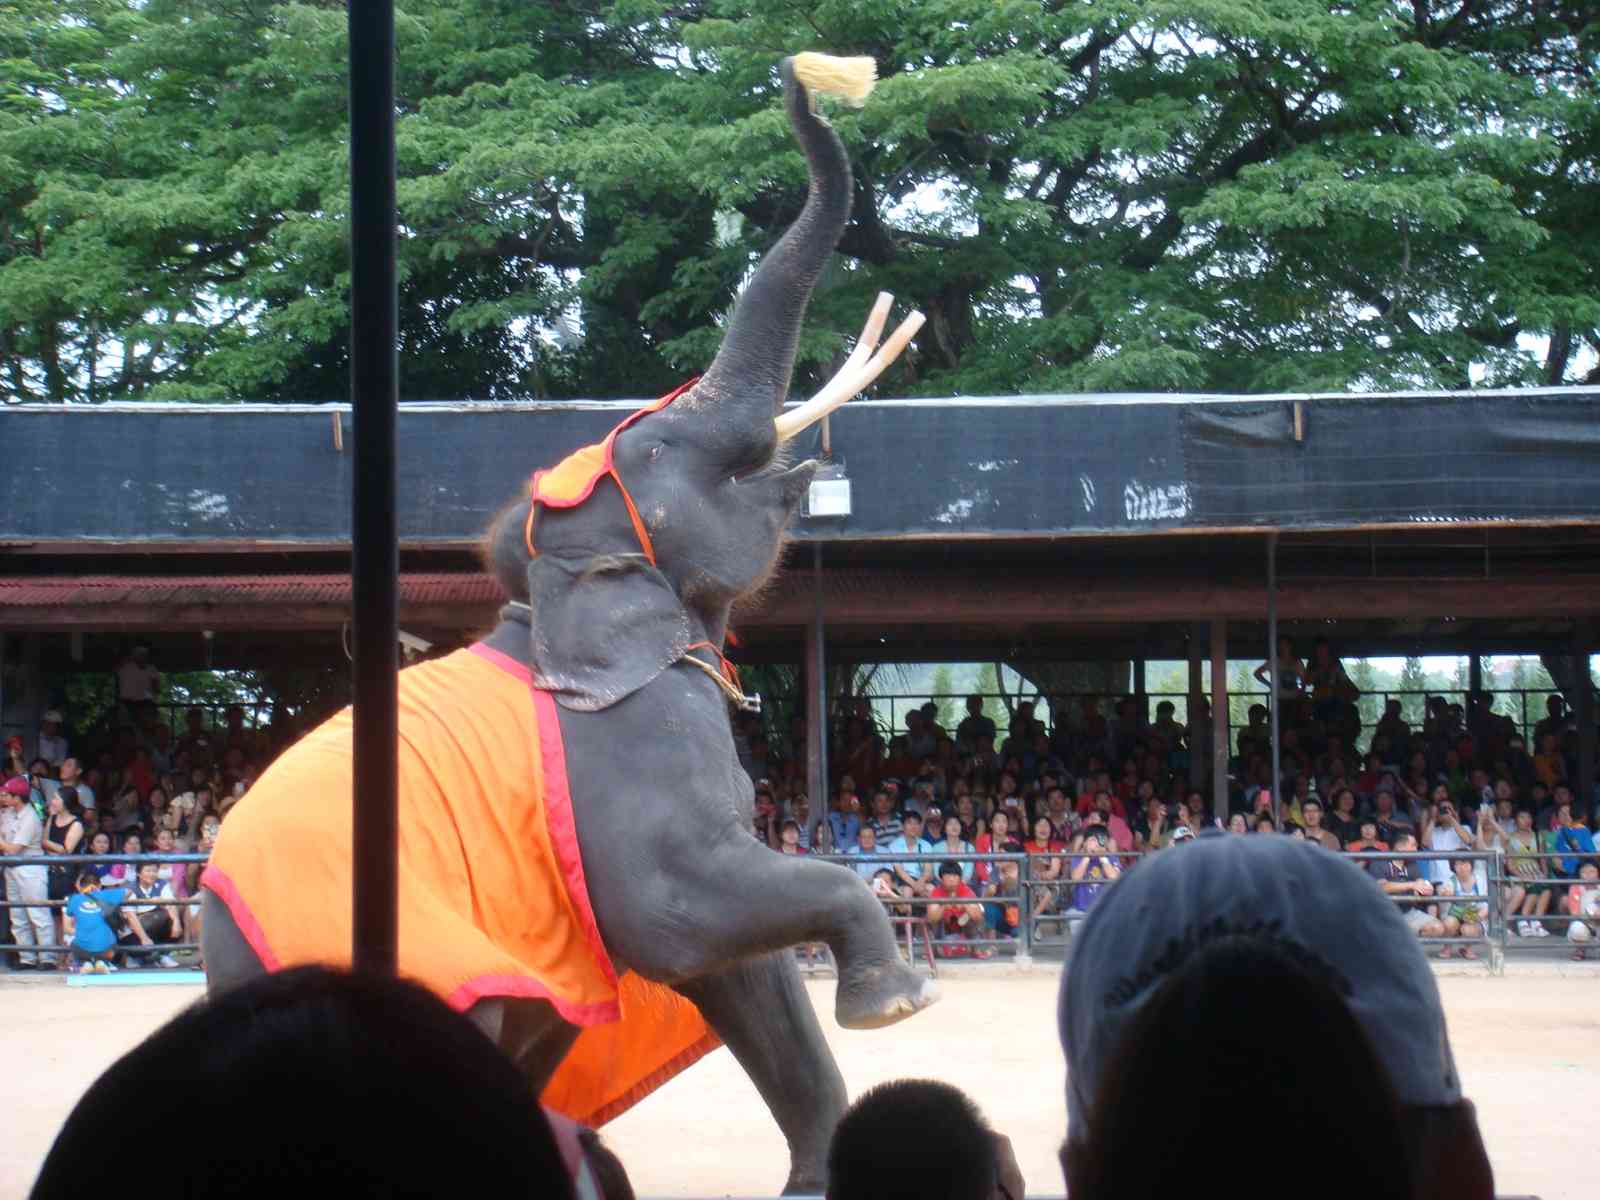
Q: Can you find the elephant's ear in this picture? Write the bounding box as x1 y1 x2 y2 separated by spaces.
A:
526 553 692 711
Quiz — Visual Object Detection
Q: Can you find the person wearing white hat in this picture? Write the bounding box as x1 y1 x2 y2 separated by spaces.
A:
37 710 68 770
1058 831 1492 1200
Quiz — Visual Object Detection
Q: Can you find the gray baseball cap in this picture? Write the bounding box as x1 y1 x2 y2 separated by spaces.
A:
1059 832 1461 1140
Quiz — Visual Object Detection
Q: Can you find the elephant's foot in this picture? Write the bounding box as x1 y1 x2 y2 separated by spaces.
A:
835 960 941 1030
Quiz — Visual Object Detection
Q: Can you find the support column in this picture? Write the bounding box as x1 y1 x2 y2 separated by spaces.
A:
1576 619 1595 814
1469 651 1483 699
1188 623 1206 789
1267 533 1281 830
1211 619 1229 817
805 545 829 810
1133 658 1146 726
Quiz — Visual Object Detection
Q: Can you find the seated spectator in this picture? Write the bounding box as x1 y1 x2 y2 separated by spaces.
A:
867 789 902 842
932 816 975 884
886 812 932 900
1562 861 1600 961
62 870 126 975
846 825 883 881
926 861 989 959
1502 808 1553 937
981 860 1023 942
32 966 576 1199
119 862 182 968
1059 833 1493 1200
1300 798 1340 850
827 1078 1019 1200
1553 805 1597 878
1326 786 1362 845
84 831 118 884
1533 731 1565 788
973 808 1019 884
1373 782 1414 844
1130 795 1167 852
1252 813 1276 834
1436 858 1487 961
1374 832 1444 942
827 786 862 852
1345 818 1389 854
1226 812 1248 834
1023 815 1065 926
776 819 807 856
1068 828 1120 914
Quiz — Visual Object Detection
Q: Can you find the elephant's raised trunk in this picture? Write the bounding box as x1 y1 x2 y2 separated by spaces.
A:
690 56 862 423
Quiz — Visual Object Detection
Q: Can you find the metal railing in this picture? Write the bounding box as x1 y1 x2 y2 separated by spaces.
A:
0 853 208 967
808 846 1600 974
3 847 1594 975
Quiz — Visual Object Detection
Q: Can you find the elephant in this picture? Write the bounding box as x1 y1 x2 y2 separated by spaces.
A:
200 54 936 1194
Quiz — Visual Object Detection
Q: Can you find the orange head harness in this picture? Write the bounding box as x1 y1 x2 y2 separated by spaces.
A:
520 377 748 706
522 378 698 565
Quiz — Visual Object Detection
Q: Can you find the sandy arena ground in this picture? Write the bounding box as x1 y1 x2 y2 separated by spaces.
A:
4 967 1593 1197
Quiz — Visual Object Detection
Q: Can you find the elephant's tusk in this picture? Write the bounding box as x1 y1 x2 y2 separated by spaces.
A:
775 301 925 441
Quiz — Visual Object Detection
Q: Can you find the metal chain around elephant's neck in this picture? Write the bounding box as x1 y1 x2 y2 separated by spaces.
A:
498 602 758 712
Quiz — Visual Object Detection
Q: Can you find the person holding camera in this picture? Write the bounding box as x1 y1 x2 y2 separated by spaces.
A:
1420 786 1473 888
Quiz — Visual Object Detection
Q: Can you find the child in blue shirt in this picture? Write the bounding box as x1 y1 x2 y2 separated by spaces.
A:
63 871 127 974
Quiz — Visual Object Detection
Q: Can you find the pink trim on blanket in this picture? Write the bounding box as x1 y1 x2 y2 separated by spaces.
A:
468 641 532 683
199 865 283 972
470 640 618 992
530 685 619 990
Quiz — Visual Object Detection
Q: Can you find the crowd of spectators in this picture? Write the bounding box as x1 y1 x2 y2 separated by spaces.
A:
0 647 283 972
738 637 1600 958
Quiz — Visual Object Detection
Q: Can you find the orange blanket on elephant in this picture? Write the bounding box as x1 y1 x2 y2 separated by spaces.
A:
202 642 718 1125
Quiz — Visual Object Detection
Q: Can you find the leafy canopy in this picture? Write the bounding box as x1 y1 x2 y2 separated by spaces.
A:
1 0 1595 403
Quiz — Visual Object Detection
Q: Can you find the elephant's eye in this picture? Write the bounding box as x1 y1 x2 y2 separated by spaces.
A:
647 443 664 463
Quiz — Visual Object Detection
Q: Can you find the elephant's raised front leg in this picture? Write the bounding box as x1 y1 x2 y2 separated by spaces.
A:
562 678 937 1031
675 952 848 1195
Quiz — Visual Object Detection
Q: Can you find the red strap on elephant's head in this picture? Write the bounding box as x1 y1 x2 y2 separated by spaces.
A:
523 377 699 564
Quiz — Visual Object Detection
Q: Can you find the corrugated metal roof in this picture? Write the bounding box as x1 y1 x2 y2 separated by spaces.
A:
0 573 501 608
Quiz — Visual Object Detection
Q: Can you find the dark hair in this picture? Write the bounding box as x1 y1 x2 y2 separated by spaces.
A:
74 869 99 890
938 859 962 880
1068 939 1411 1200
578 1128 636 1200
31 966 574 1200
827 1078 995 1200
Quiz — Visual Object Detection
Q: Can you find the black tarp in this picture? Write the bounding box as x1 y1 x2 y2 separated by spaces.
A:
2 387 1596 546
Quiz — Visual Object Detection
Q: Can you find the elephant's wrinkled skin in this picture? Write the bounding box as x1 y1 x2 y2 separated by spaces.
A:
203 57 936 1193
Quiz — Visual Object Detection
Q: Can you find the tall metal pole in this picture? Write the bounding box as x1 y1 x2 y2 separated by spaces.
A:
1187 624 1205 789
1211 620 1229 818
1576 619 1595 815
806 544 829 813
1267 533 1281 830
349 1 399 976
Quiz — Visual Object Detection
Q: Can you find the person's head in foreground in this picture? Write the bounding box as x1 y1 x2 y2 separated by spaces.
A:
33 965 584 1199
827 1078 1019 1200
1058 832 1492 1200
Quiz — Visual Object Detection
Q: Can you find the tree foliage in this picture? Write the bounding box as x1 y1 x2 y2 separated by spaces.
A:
2 0 1596 404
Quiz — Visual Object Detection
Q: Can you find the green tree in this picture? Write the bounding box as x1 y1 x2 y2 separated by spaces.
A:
928 664 958 730
974 661 1009 731
1352 657 1380 732
3 0 1596 404
1397 656 1428 726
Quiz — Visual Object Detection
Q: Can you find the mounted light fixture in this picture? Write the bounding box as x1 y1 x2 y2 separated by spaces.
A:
804 461 851 518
